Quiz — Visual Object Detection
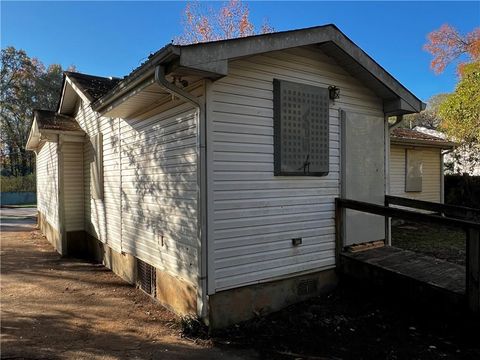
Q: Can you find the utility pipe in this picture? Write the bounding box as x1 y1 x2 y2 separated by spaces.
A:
388 115 403 129
154 65 208 321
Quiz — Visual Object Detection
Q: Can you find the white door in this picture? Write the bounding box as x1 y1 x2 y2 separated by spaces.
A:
341 110 386 246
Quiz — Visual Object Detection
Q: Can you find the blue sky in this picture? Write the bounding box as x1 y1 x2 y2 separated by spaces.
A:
2 1 479 102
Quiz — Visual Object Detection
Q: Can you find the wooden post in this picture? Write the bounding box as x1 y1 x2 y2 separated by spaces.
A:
335 198 344 268
466 228 480 313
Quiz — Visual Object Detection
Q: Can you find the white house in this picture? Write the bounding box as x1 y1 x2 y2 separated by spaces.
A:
27 25 425 328
390 127 455 203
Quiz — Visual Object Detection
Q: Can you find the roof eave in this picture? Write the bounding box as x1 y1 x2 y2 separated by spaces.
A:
26 118 40 151
92 24 424 115
391 137 456 149
92 45 180 113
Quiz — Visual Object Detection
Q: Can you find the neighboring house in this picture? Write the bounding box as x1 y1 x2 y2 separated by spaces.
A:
390 128 455 203
26 25 425 328
414 126 480 176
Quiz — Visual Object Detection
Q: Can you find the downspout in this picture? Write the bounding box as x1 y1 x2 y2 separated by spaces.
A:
154 66 208 320
384 116 391 246
57 134 66 255
386 114 403 243
388 115 403 129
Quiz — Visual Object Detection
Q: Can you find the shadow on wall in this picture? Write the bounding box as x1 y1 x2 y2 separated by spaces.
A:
118 102 199 281
81 97 200 285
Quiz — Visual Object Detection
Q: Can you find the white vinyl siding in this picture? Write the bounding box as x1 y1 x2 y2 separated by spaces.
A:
36 142 59 230
390 145 442 202
77 105 122 253
75 90 200 284
63 141 84 231
208 46 384 292
119 102 199 283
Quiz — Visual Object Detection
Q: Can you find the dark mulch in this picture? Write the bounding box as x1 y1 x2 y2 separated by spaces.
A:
392 221 466 265
207 281 479 360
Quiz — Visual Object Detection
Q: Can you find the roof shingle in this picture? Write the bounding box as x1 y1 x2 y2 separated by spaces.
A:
34 110 82 132
65 71 121 102
391 128 446 142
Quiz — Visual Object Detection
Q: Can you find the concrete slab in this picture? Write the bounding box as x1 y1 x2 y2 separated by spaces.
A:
0 206 37 232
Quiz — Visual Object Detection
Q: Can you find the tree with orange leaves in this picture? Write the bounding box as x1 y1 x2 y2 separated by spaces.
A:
424 24 480 74
174 0 274 45
424 24 480 174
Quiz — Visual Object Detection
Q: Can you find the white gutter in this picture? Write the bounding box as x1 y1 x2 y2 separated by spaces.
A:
154 65 209 321
93 46 179 113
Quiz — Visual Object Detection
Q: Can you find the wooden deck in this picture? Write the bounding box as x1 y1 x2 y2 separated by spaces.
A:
340 246 466 306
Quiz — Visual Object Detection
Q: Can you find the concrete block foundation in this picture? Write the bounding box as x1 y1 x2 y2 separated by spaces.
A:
36 217 338 327
72 233 197 315
37 211 62 254
208 269 338 329
155 271 197 316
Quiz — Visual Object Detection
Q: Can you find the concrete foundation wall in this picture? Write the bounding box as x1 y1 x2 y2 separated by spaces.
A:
38 211 62 254
208 269 338 328
80 233 197 315
155 271 197 316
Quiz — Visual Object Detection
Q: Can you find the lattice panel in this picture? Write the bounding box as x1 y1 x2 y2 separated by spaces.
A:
274 79 329 176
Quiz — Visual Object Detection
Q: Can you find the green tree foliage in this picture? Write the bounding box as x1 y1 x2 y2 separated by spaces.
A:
0 46 74 176
0 173 35 192
424 24 480 174
439 61 480 173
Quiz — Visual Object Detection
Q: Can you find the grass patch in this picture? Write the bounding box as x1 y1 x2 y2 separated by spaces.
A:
391 220 466 265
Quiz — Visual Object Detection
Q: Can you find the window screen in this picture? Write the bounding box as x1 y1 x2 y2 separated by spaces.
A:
405 149 422 192
90 133 103 199
273 79 329 176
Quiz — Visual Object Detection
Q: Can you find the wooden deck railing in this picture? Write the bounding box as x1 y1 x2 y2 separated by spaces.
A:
335 197 480 313
385 195 480 221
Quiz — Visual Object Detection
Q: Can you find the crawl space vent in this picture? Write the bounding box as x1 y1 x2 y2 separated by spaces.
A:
137 259 156 297
297 278 317 296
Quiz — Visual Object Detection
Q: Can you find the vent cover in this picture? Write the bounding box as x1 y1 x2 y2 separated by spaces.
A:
297 278 318 296
137 259 156 297
274 79 330 176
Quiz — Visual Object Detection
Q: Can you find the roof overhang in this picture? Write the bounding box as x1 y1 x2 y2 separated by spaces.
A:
26 113 85 151
390 137 456 150
26 117 41 151
92 24 426 118
58 74 91 115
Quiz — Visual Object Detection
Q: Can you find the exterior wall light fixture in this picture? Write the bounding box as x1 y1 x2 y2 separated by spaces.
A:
328 85 340 100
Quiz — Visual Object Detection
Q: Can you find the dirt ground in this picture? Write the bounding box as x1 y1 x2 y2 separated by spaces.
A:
392 220 466 265
0 208 256 360
211 282 480 360
2 209 479 360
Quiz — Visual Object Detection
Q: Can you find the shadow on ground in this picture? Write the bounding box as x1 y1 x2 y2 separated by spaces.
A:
0 225 255 360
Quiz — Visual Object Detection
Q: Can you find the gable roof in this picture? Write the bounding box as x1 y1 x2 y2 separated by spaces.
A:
92 24 426 116
58 71 120 115
65 72 121 102
390 128 456 149
34 109 82 132
26 110 85 151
